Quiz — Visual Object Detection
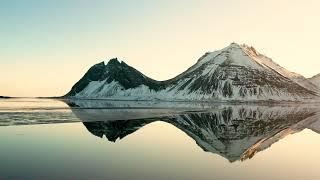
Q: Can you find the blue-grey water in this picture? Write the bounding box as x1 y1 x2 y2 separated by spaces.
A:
1 98 320 180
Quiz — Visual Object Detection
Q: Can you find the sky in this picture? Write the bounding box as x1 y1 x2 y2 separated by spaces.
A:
1 0 320 97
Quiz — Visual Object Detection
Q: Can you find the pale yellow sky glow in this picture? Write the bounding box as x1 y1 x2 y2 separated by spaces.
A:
1 0 320 97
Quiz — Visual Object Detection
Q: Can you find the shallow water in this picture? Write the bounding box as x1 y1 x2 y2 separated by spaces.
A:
1 98 320 179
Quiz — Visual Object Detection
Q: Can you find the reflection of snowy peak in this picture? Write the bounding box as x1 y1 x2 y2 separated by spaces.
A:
66 43 319 101
76 104 320 162
166 107 315 162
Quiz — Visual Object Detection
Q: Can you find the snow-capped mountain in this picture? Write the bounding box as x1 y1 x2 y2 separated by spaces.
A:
309 74 320 89
65 43 319 101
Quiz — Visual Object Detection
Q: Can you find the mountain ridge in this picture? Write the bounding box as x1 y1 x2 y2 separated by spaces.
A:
65 43 319 101
309 73 320 89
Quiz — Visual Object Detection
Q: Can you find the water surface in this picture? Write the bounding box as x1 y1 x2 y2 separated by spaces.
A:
1 98 320 179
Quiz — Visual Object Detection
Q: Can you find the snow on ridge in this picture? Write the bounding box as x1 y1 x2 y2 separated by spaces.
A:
239 43 310 80
203 43 265 69
184 42 319 94
179 42 265 77
75 79 313 101
240 44 297 77
239 44 320 93
188 42 293 76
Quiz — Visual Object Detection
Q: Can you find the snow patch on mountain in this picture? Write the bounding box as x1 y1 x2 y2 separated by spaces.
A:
75 80 310 101
240 44 320 93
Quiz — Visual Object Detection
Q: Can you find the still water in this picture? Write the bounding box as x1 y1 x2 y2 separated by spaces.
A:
1 98 320 180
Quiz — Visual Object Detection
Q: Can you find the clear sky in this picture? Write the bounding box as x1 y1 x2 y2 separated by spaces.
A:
1 0 320 97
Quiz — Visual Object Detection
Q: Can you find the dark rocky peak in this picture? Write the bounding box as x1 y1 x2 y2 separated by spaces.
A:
83 119 156 142
64 61 106 96
105 58 131 70
106 58 121 66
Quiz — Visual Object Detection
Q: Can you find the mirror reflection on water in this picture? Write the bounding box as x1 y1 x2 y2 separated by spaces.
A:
1 98 320 179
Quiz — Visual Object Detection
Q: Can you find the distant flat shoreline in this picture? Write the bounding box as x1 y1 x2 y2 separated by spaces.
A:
0 96 11 99
57 97 320 106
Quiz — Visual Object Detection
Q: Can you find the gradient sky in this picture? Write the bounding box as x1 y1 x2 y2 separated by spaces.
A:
1 0 320 97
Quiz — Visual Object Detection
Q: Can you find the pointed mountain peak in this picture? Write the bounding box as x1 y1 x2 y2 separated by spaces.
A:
223 42 260 56
229 42 241 48
221 42 242 51
106 58 121 66
192 42 264 74
105 58 129 67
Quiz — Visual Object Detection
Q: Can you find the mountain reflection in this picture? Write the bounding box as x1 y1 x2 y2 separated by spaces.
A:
65 99 320 162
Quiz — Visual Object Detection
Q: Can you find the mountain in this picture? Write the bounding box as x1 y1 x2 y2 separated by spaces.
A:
65 59 164 97
0 96 10 99
309 74 320 88
65 43 319 101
